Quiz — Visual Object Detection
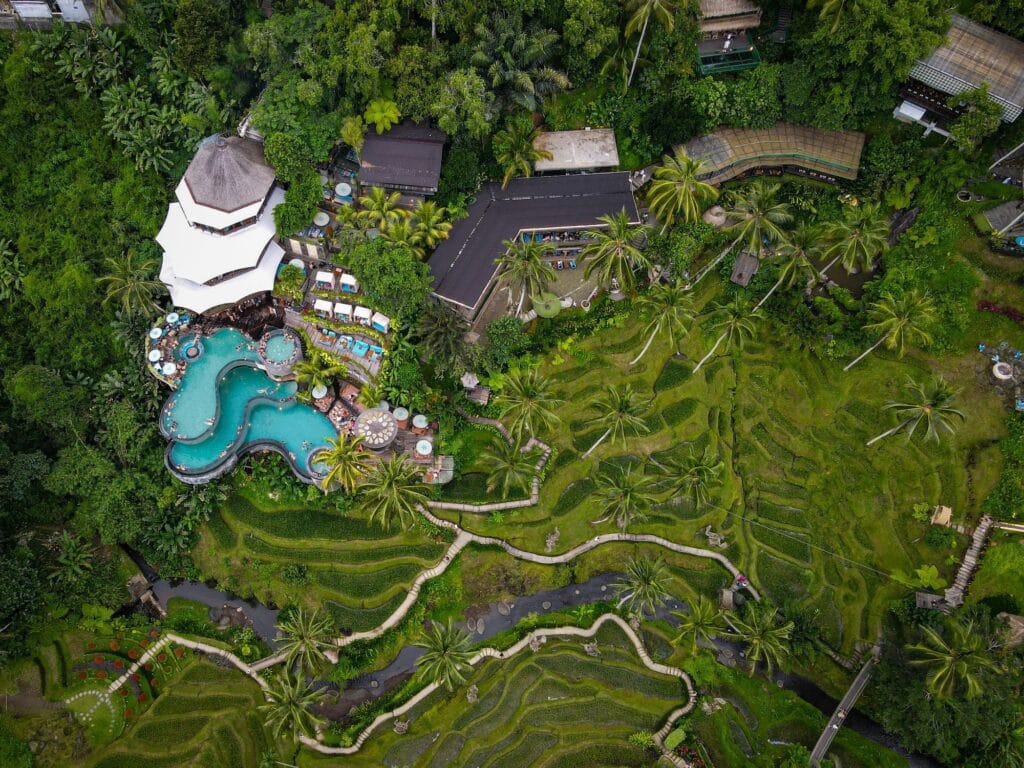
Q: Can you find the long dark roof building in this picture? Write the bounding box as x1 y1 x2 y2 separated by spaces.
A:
429 173 639 317
359 121 447 196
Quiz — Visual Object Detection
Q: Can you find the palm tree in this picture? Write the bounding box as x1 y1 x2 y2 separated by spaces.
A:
724 181 793 260
625 0 676 88
380 217 424 258
819 203 890 280
98 251 162 318
906 618 996 701
844 290 936 371
472 13 570 111
693 296 760 374
496 239 556 317
630 280 695 365
866 376 965 447
614 555 673 618
480 435 533 499
672 594 725 655
275 607 334 674
659 445 724 509
582 210 651 293
754 223 823 311
494 119 553 189
49 531 93 588
582 384 651 459
317 435 373 493
724 601 794 677
411 200 452 250
360 455 430 531
601 36 646 95
258 670 325 742
593 465 658 531
416 301 468 370
808 0 858 33
363 98 401 134
358 187 405 229
646 150 719 233
415 619 474 692
495 368 563 440
293 353 346 394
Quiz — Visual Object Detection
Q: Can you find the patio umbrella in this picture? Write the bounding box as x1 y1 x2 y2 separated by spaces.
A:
148 349 162 363
416 439 433 456
313 211 331 227
161 362 177 376
149 327 163 340
311 384 329 400
166 312 180 324
335 182 352 197
532 292 561 319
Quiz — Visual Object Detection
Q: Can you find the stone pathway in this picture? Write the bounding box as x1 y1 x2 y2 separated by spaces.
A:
105 636 172 695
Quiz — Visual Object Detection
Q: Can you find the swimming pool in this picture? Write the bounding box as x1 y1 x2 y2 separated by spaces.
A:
265 333 296 364
160 328 337 484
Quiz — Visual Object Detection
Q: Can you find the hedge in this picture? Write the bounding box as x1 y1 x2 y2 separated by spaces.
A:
662 398 699 427
654 358 693 392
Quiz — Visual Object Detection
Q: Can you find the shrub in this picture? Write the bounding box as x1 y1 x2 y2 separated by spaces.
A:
282 563 310 585
663 399 699 426
654 359 692 392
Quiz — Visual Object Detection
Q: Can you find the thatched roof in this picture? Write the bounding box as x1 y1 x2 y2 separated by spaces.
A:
182 136 275 214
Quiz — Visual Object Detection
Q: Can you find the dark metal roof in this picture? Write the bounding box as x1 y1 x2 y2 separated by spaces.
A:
429 173 640 311
182 136 276 213
359 121 447 194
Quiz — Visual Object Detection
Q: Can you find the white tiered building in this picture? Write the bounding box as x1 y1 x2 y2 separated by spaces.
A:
157 135 284 314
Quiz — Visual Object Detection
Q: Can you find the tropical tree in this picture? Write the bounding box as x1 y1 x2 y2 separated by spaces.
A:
415 619 474 692
866 376 965 447
582 383 651 459
258 670 325 742
615 555 673 618
293 353 347 394
693 296 760 373
646 150 718 232
630 279 695 365
360 455 431 531
582 209 651 293
496 239 556 317
416 301 468 370
480 435 533 499
658 445 724 509
808 0 858 33
358 187 405 229
672 594 725 655
844 290 936 371
819 202 890 280
0 238 25 301
98 250 163 318
411 200 452 250
593 465 658 531
48 531 93 588
625 0 676 88
724 181 793 260
906 618 996 701
363 98 401 134
724 600 794 676
275 607 334 674
493 118 552 188
495 367 563 439
754 223 823 310
379 217 424 258
317 435 373 493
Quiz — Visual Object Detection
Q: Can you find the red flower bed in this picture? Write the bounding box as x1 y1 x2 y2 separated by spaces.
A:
149 630 160 639
124 708 133 718
114 660 124 669
109 640 120 651
77 671 87 681
128 649 140 660
137 693 146 703
119 689 128 697
144 663 153 671
96 671 107 679
93 655 103 664
131 674 140 682
978 300 1024 325
157 653 167 663
139 639 149 649
174 647 185 658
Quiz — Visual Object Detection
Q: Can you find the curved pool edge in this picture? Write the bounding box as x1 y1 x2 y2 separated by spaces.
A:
166 434 329 486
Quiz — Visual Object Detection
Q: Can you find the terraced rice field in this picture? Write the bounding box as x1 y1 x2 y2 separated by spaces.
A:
193 488 447 632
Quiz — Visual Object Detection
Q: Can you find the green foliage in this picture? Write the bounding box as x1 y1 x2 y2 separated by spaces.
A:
984 414 1024 519
363 98 401 134
0 720 32 768
947 83 1004 154
263 132 313 184
274 168 321 236
173 0 234 75
345 239 432 323
485 316 531 370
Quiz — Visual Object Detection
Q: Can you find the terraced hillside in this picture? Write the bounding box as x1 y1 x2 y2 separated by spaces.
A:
194 487 448 632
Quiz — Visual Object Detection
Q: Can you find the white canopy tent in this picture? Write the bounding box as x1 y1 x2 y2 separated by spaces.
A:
340 273 359 292
371 312 391 333
313 299 334 315
335 302 353 318
354 306 372 324
162 240 284 315
315 270 335 288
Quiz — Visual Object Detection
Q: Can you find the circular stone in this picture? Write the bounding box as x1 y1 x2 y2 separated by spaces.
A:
600 585 607 592
476 619 485 635
541 601 551 610
370 680 379 689
994 362 1014 381
532 292 561 319
354 408 399 449
497 603 510 617
466 618 477 632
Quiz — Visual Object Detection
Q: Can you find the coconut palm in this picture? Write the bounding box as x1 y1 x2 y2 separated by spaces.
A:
411 200 452 250
480 435 533 499
630 279 695 365
493 119 553 189
754 223 823 311
672 594 725 655
258 670 325 742
601 36 647 95
497 239 556 317
582 383 652 459
724 181 793 260
358 187 405 229
293 353 346 394
317 435 373 493
360 455 430 531
363 98 401 134
275 607 334 674
844 290 936 371
614 555 673 618
820 202 890 280
693 296 760 374
593 465 658 531
646 150 719 233
907 618 996 701
98 250 162 318
866 376 965 447
658 445 724 509
724 600 794 677
495 368 563 439
415 619 474 692
380 217 425 258
625 0 676 88
48 531 93 588
582 210 651 293
416 302 468 370
808 0 858 33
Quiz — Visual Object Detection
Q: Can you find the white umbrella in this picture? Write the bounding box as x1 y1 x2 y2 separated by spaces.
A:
166 312 180 324
149 327 163 339
161 362 177 376
148 349 162 362
335 182 352 197
416 439 433 456
313 211 331 227
311 384 329 400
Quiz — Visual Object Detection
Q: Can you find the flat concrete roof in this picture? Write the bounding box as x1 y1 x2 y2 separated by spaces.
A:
533 129 620 172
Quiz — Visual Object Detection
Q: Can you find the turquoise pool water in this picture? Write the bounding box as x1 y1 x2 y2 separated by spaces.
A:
161 328 337 483
264 332 297 364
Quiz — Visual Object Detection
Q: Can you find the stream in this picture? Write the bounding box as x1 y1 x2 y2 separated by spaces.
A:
125 548 941 766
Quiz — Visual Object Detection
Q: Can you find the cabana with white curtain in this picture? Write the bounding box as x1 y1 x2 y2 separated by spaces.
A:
340 273 359 293
313 298 333 317
371 312 391 334
334 302 353 320
315 271 335 290
354 306 372 326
